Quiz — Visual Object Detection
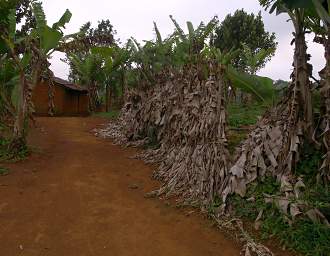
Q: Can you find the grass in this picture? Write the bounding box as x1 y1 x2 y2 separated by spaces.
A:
0 137 29 162
226 145 330 256
227 103 267 128
0 137 9 159
0 166 9 175
227 103 267 153
93 110 120 119
227 130 247 154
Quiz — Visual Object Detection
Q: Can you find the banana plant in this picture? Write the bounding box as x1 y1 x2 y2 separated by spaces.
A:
203 46 275 103
241 43 276 74
91 45 131 110
128 16 219 88
0 2 72 152
128 34 173 86
0 54 18 124
69 45 131 112
259 0 314 139
128 16 275 103
69 52 104 111
303 0 330 182
170 15 219 66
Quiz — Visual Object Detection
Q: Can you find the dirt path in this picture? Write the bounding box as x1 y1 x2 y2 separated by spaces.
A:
0 117 242 256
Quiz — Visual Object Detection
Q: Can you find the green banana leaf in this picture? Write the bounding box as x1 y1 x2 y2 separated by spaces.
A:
91 47 114 57
52 9 72 31
40 26 62 54
227 66 275 103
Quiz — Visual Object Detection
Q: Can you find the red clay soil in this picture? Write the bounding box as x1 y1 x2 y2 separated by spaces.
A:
0 117 241 256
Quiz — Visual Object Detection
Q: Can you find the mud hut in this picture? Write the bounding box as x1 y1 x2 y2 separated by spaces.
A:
32 77 89 116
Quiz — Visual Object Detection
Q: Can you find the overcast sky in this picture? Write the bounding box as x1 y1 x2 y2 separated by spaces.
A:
42 0 325 81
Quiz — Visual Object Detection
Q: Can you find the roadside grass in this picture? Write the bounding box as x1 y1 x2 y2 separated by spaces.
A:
93 110 120 119
0 137 10 159
0 137 29 162
227 146 330 256
0 166 9 175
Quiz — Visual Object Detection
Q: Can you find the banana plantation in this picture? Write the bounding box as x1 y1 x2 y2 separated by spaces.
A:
1 0 330 256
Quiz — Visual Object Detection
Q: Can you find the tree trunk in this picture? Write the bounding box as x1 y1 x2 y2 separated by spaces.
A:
106 85 110 112
109 86 113 110
48 78 55 116
121 68 125 106
8 71 27 153
88 82 98 112
294 30 313 140
319 31 330 183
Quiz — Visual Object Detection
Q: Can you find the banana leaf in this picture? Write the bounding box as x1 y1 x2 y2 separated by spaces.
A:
227 66 275 103
52 9 72 31
40 26 62 54
91 47 114 57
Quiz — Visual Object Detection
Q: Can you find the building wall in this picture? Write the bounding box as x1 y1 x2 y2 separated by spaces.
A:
78 94 89 114
32 81 89 116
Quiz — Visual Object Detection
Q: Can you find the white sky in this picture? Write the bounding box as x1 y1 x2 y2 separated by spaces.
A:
42 0 325 81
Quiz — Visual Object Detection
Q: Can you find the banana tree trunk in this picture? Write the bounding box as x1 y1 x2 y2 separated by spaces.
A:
106 84 111 112
88 82 98 112
121 70 125 106
9 71 27 152
48 78 55 116
319 31 330 182
294 30 313 140
109 86 113 110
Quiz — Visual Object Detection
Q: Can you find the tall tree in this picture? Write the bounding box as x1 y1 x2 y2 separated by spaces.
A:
211 9 277 73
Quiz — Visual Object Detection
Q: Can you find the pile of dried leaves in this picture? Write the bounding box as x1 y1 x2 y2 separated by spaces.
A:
97 64 230 205
222 82 330 227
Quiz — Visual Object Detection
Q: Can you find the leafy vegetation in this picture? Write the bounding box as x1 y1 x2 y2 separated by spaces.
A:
0 0 73 155
228 103 267 128
93 110 120 119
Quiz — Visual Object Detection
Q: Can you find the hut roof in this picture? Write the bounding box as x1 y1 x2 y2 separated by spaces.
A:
52 77 88 93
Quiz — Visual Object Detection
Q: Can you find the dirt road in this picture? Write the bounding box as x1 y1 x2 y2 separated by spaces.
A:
0 117 242 256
